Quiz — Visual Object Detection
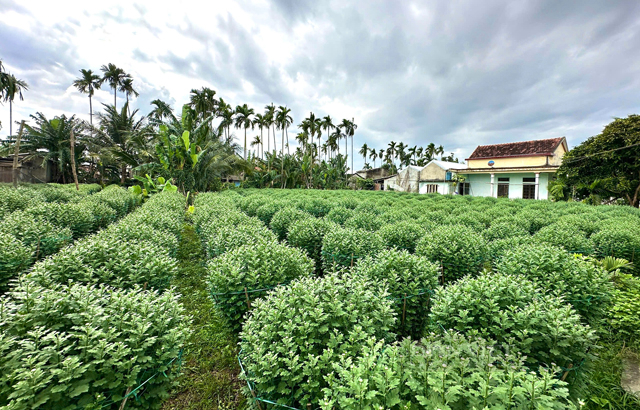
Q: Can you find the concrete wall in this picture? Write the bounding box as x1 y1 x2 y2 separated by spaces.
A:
385 167 421 193
419 163 447 181
549 144 567 166
419 181 454 195
462 172 552 200
468 155 551 169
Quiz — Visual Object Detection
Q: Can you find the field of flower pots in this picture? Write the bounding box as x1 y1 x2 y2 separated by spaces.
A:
2 186 640 410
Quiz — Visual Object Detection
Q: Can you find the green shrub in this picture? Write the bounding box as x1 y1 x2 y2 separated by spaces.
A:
0 233 33 287
609 274 640 349
533 223 593 253
207 241 314 332
430 272 596 373
321 334 573 410
0 187 33 215
202 223 277 259
486 236 529 264
379 220 427 253
300 198 333 217
287 218 337 271
495 244 615 323
270 207 312 241
239 273 396 408
482 222 529 242
26 235 179 290
0 211 73 258
255 202 285 226
344 212 382 231
325 206 355 226
0 282 188 410
25 203 95 238
516 208 555 233
591 226 640 264
415 224 487 282
354 249 439 338
321 226 384 271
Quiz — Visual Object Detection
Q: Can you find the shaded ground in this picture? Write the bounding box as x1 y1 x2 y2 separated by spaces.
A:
162 225 244 410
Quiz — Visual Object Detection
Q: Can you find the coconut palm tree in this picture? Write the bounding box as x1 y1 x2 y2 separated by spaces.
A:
234 104 255 160
189 87 217 121
119 77 139 107
149 99 176 122
3 74 28 138
408 146 417 165
369 149 378 168
321 115 334 160
73 69 102 129
251 135 262 159
217 99 234 144
339 118 357 172
276 106 293 156
253 113 267 160
100 63 129 109
265 103 277 154
437 144 445 160
359 143 369 169
387 141 397 168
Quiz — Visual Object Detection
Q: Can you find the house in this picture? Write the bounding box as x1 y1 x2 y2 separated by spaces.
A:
383 165 423 193
350 167 391 190
0 154 54 183
418 160 468 195
457 137 568 199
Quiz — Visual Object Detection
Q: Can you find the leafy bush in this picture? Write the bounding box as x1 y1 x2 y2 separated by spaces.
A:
270 207 312 241
533 223 593 253
325 206 354 226
354 249 439 338
299 198 333 217
430 272 596 372
202 223 277 259
255 201 285 226
207 241 314 332
495 244 615 323
415 224 487 282
287 218 337 271
0 187 33 215
609 274 640 349
321 334 573 410
482 222 529 242
0 211 73 258
321 226 384 271
239 273 396 408
486 236 529 264
0 282 188 410
25 202 95 238
0 233 33 287
379 220 427 253
591 226 640 265
344 212 383 231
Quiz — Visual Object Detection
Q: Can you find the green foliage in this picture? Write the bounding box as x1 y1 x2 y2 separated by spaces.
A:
255 201 285 226
533 222 593 253
0 210 73 257
269 207 312 241
0 282 188 410
354 249 440 338
287 218 337 272
325 206 355 226
202 223 277 259
129 174 178 199
0 232 32 287
609 274 640 349
482 221 529 242
344 211 382 231
486 236 530 264
495 244 615 323
207 241 314 332
430 272 596 373
591 226 640 265
415 224 487 282
24 202 95 238
321 334 574 410
321 226 384 271
239 273 396 408
379 220 427 253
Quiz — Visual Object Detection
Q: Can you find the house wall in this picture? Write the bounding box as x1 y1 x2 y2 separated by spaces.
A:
467 155 551 169
419 163 447 181
549 144 567 166
419 181 454 195
385 167 421 192
462 172 552 199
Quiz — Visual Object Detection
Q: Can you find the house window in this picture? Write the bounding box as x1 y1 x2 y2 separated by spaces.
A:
445 172 452 181
425 184 439 193
497 177 509 198
522 177 535 199
458 182 470 196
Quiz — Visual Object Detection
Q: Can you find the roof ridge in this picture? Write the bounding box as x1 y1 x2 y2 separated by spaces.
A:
474 137 563 149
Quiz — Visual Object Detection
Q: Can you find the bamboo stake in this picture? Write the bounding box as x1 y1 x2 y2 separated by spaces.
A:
402 293 407 326
70 128 79 191
119 386 133 410
561 363 573 382
350 253 354 267
12 120 25 188
249 389 263 410
245 287 251 309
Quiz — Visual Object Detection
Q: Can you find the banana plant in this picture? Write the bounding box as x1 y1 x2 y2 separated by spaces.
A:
155 105 207 172
129 174 177 200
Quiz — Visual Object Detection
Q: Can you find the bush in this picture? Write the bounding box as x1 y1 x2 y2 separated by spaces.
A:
0 211 73 258
0 282 188 410
591 226 640 264
299 198 333 217
239 273 396 408
321 334 573 410
25 202 95 238
325 206 354 226
415 224 487 282
270 207 312 241
207 241 314 332
495 244 615 323
354 249 439 338
610 274 640 349
287 218 337 271
379 220 427 253
321 226 384 271
0 233 33 287
202 223 277 259
533 223 593 253
486 236 529 264
482 222 529 242
0 187 33 215
344 212 382 231
430 272 596 373
255 201 285 226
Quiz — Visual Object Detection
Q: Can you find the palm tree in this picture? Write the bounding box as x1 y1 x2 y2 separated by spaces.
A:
369 149 378 168
100 63 129 109
387 141 397 168
217 99 234 144
321 115 334 160
251 135 262 159
359 143 369 169
3 74 28 138
426 142 436 161
234 104 255 160
119 77 139 107
73 69 101 129
149 99 176 122
265 103 276 154
408 146 417 165
189 87 217 122
339 118 357 172
329 128 342 157
253 113 267 160
276 106 293 156
436 145 445 160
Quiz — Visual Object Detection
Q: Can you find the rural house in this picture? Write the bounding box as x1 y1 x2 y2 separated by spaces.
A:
418 160 469 195
457 137 568 199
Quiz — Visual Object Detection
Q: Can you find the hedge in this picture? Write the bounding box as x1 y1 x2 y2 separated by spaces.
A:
321 226 384 271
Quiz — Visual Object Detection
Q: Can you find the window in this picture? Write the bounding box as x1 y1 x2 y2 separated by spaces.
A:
497 177 509 198
425 184 439 193
522 177 535 199
445 172 452 181
458 182 470 196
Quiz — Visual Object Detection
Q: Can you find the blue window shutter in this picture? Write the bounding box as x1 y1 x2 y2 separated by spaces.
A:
445 172 452 181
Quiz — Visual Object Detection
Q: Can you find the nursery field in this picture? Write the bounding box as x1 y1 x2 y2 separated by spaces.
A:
2 186 640 410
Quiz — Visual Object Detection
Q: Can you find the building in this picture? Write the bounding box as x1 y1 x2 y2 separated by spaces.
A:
383 165 423 193
418 160 469 195
0 154 54 183
350 167 391 190
457 137 568 199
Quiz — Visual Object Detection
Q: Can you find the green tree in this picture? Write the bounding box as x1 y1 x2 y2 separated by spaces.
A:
265 103 277 155
149 99 176 122
72 69 101 128
253 113 267 159
118 77 139 107
359 143 368 168
321 115 335 160
2 74 28 138
558 114 640 207
276 106 293 156
234 104 255 160
100 63 129 109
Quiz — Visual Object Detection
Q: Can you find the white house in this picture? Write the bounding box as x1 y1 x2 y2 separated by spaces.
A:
418 160 469 195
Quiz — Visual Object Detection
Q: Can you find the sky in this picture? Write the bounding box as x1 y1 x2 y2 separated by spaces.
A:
1 0 640 171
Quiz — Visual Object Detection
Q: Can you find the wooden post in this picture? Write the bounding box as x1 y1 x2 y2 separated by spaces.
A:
119 386 133 410
249 389 263 410
245 287 251 309
307 403 312 410
143 282 148 291
70 128 79 191
561 363 573 382
12 120 25 188
402 293 407 326
440 265 445 286
350 253 354 267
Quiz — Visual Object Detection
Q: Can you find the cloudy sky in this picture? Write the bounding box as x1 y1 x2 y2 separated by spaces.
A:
1 0 639 170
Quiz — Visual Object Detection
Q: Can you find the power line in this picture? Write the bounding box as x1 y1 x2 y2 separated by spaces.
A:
563 142 640 163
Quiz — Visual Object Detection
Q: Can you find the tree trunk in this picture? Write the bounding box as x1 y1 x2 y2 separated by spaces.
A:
70 129 79 191
244 127 247 160
114 88 117 110
260 127 264 160
286 127 290 155
273 125 277 155
12 121 25 188
121 164 126 184
89 95 93 128
9 100 12 138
